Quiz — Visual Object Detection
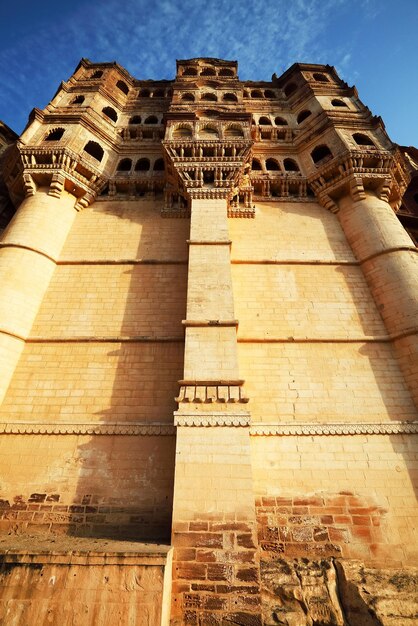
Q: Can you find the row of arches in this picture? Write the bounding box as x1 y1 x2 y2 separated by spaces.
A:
116 157 165 172
180 92 238 103
128 115 161 125
88 71 130 95
171 123 244 140
181 66 234 78
252 157 300 173
138 88 168 98
243 89 277 99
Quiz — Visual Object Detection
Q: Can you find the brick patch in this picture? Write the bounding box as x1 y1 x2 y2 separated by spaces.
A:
256 492 388 560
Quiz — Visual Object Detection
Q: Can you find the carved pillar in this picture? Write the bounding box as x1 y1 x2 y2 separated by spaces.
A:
338 191 418 406
171 197 261 625
0 188 77 403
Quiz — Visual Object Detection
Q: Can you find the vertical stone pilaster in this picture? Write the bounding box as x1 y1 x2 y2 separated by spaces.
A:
338 192 418 407
0 188 77 404
171 198 261 626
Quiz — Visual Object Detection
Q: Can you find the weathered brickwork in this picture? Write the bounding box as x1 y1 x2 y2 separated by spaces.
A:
0 57 417 625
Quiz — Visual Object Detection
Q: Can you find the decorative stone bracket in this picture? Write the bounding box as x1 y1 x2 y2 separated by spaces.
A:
308 148 410 212
3 143 107 210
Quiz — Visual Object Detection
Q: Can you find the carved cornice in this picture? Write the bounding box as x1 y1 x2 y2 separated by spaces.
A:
4 143 107 209
308 148 410 212
174 412 251 427
250 421 418 436
0 422 175 436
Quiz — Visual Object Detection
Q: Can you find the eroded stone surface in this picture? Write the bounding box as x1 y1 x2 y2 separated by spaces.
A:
261 558 418 626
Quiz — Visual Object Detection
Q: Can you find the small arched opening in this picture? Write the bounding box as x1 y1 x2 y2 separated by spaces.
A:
135 158 150 172
284 82 297 97
223 93 238 102
311 145 333 164
153 89 165 98
102 106 118 122
251 90 263 99
201 67 216 76
219 68 234 77
259 116 272 125
331 99 347 107
72 95 85 104
144 115 158 124
252 159 262 170
139 89 151 97
181 93 195 102
116 80 129 95
353 133 376 147
183 67 197 76
84 141 104 162
275 117 288 126
91 70 103 79
153 158 165 171
266 158 280 171
44 128 65 141
297 110 312 124
201 92 217 102
117 158 132 172
264 90 276 98
283 158 300 172
129 115 141 124
313 72 329 82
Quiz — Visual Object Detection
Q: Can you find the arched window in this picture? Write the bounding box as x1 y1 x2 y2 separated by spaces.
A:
353 133 376 147
201 67 216 76
219 68 234 77
84 141 104 162
264 90 276 98
91 70 103 79
199 125 219 139
201 92 217 102
72 95 85 104
102 106 118 122
284 82 297 97
129 115 141 124
331 99 347 107
116 80 129 95
135 158 150 171
275 117 288 126
117 158 132 171
251 90 263 98
259 116 272 125
139 89 151 97
153 89 165 98
243 90 250 98
414 193 418 205
44 128 65 141
144 115 158 124
283 158 300 172
297 110 311 124
153 158 165 171
311 145 333 164
313 72 329 82
224 125 244 138
181 92 195 101
173 125 193 138
266 158 280 171
252 159 262 170
223 93 238 102
183 67 197 76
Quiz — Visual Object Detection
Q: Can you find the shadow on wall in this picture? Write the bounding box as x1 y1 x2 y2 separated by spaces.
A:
67 196 189 543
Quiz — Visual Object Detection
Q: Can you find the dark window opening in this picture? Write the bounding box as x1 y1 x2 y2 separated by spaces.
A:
331 99 347 107
266 158 280 171
91 70 103 79
129 115 141 124
252 159 262 170
259 116 272 125
311 145 333 164
44 128 65 141
313 72 329 82
183 67 197 76
144 115 158 124
219 68 234 77
102 106 118 122
117 158 132 171
284 82 297 97
223 93 238 102
153 158 165 171
275 117 288 126
251 90 263 98
135 158 150 171
297 110 311 124
201 67 216 76
72 95 85 104
283 158 299 172
139 89 151 97
353 133 376 147
116 80 129 95
182 93 195 101
264 90 276 98
201 92 217 101
84 141 104 161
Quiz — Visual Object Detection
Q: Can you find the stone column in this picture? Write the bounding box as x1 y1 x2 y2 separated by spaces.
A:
0 188 77 403
171 197 261 625
338 191 418 406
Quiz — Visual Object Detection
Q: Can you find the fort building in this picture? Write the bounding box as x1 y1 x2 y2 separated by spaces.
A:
0 57 417 625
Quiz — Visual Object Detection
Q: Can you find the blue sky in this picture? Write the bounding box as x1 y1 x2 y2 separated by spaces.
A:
1 0 417 146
